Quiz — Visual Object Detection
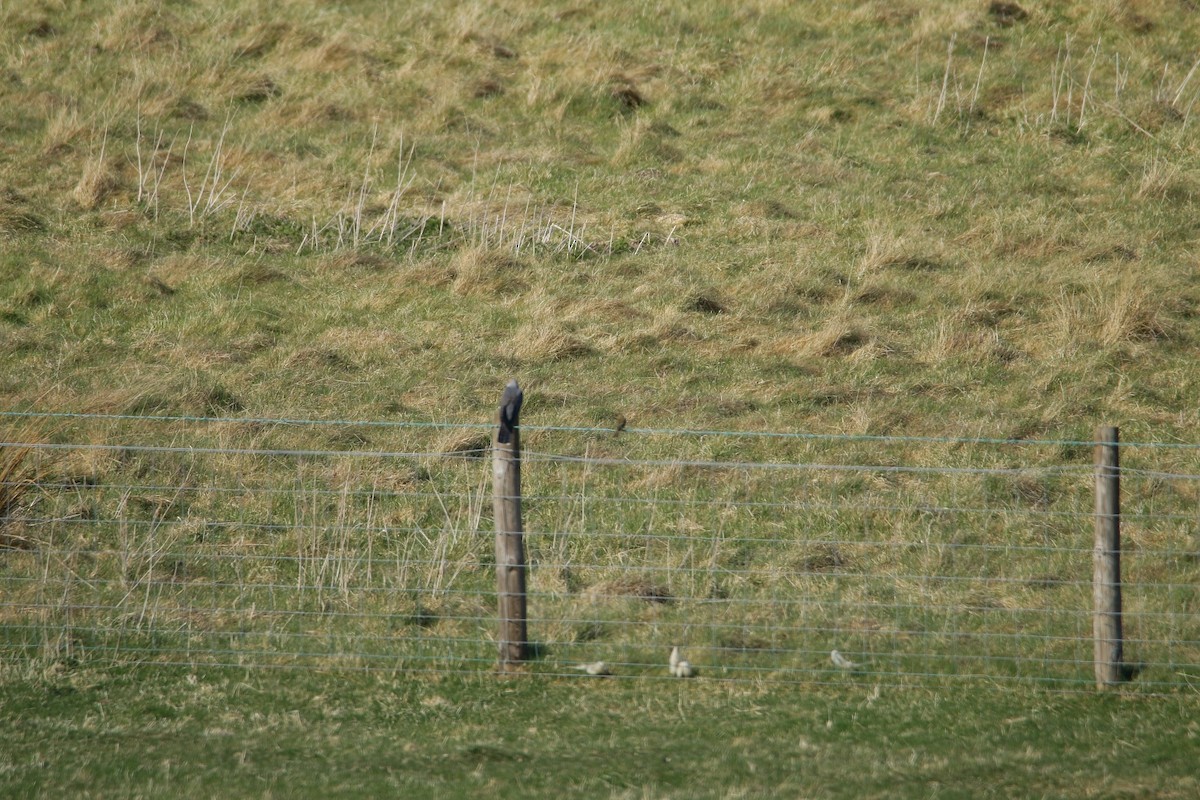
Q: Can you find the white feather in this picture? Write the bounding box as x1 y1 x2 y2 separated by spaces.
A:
830 650 858 670
573 661 611 676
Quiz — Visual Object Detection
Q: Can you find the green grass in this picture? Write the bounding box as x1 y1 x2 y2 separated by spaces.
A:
12 417 1195 692
2 667 1199 799
5 0 1200 795
3 417 1199 799
3 0 1200 438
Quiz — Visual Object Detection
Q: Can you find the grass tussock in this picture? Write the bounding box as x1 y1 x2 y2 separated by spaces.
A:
509 322 592 362
0 424 52 550
0 445 35 547
923 308 1021 365
450 246 523 296
584 576 673 605
1038 281 1180 358
771 311 876 360
72 152 119 210
0 191 46 235
41 107 88 155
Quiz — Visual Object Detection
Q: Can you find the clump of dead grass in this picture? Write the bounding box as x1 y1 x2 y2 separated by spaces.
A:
0 190 47 234
1039 280 1178 357
611 116 681 166
450 246 523 296
73 151 120 210
42 106 88 155
431 430 491 460
96 2 179 52
584 576 673 604
922 306 1021 365
1 429 47 550
858 225 948 277
509 322 592 362
770 313 876 360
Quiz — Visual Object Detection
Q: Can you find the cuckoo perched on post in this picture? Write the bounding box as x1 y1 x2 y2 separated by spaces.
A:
497 379 523 444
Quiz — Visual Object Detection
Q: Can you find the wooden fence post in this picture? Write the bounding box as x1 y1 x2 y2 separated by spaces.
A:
1093 425 1124 688
493 379 527 670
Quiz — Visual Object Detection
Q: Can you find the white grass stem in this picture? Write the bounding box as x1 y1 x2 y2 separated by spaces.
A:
933 35 956 125
1050 40 1070 125
1079 39 1101 130
135 106 146 205
1156 63 1172 103
1172 56 1200 108
968 36 989 120
149 133 173 222
1114 53 1127 104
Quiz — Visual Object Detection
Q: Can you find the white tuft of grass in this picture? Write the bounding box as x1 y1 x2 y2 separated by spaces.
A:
134 107 174 221
182 117 243 228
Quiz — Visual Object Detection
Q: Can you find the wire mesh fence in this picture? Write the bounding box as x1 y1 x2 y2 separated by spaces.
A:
2 411 1199 692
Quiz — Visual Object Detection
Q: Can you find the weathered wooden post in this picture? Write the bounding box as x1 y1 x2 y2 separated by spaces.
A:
493 379 527 670
1093 425 1124 688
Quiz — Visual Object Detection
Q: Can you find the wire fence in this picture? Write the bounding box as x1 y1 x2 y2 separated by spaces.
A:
2 410 1199 692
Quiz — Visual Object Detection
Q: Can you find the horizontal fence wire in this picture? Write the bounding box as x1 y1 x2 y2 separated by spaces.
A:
2 411 1199 692
8 408 1200 447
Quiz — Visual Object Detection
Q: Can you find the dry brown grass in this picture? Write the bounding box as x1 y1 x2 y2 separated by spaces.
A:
922 306 1021 365
41 106 88 155
1099 281 1179 346
72 151 119 210
0 190 47 234
857 224 950 280
1033 280 1178 360
769 306 877 360
97 2 180 52
0 426 47 549
450 246 524 296
509 322 592 363
3 0 1200 452
584 576 674 604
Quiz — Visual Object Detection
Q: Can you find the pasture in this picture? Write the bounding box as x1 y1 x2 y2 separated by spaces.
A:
3 1 1200 796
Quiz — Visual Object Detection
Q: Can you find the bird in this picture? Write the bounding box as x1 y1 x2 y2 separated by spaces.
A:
573 661 611 676
669 646 695 678
830 650 859 670
497 379 523 444
612 414 627 437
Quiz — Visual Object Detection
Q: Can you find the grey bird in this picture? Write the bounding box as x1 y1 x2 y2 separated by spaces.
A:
498 379 523 444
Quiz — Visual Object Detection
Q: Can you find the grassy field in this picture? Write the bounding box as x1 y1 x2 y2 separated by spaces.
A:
4 0 1200 796
2 666 1199 799
3 0 1200 439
